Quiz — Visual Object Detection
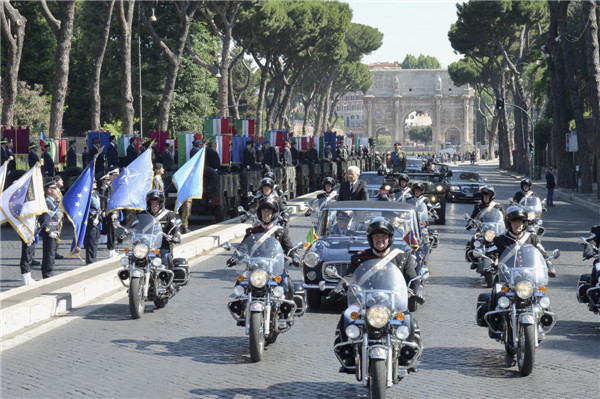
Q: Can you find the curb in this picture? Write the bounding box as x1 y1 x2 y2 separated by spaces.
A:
0 194 314 340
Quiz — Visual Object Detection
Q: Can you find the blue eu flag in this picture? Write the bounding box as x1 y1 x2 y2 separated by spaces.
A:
107 148 153 213
173 146 205 213
63 156 96 256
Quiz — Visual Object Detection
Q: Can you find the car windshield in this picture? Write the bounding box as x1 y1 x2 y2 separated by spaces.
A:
452 172 481 182
360 173 384 186
321 208 419 240
497 243 548 287
347 258 408 313
236 231 285 276
128 213 163 249
407 158 423 168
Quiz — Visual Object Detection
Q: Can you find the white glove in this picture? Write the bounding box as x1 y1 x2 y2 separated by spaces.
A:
93 218 99 226
50 232 59 239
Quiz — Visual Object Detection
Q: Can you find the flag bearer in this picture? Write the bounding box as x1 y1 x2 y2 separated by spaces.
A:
39 181 61 278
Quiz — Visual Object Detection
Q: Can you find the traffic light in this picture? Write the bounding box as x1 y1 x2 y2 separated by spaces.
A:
528 141 534 154
495 98 504 111
368 138 374 146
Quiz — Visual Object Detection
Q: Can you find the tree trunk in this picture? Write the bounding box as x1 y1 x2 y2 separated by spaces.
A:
489 114 499 160
558 2 593 193
40 0 76 139
90 0 115 131
0 2 26 127
583 0 600 198
116 0 135 136
254 61 269 137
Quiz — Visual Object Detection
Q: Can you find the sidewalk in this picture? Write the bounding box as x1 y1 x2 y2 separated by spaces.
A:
0 195 314 339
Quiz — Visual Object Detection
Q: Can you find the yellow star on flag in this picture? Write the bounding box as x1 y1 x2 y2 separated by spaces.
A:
83 187 88 192
75 202 80 207
77 193 82 198
78 211 82 216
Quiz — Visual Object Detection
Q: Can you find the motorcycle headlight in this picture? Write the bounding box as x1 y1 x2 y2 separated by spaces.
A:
304 252 320 268
273 286 285 298
233 285 245 297
250 270 268 288
345 324 361 339
151 257 162 267
498 296 511 308
539 296 550 309
395 325 410 340
430 196 437 203
366 306 389 328
133 243 149 259
120 257 129 266
527 211 536 221
515 280 534 299
484 230 496 242
436 185 444 192
473 240 482 248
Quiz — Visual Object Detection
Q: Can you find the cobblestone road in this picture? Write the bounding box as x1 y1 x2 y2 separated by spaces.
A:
1 163 598 398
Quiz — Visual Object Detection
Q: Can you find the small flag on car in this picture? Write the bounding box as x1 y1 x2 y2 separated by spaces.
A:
304 225 318 249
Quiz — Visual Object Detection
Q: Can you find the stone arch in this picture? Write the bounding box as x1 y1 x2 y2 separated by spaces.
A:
443 126 461 146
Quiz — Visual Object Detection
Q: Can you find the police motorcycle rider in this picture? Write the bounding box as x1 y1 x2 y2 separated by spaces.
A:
467 186 505 227
305 176 337 216
244 177 289 225
512 178 537 204
229 197 301 299
263 171 285 198
143 190 182 266
334 217 424 373
577 225 600 311
394 173 412 203
484 206 557 286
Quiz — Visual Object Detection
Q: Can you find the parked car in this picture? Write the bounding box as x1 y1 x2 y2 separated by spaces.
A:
447 170 487 202
301 201 427 309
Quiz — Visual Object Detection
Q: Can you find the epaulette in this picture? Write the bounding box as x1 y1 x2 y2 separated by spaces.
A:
358 250 367 255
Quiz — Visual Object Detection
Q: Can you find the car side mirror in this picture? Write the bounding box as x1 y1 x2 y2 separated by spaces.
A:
237 206 245 213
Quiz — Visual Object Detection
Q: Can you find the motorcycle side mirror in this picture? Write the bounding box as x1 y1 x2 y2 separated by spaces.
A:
283 190 289 197
111 213 118 220
421 268 430 281
223 242 232 251
431 203 441 210
319 281 327 291
542 198 547 206
237 205 245 213
483 177 487 182
464 213 470 220
324 265 339 278
247 191 253 197
552 249 560 259
472 249 483 259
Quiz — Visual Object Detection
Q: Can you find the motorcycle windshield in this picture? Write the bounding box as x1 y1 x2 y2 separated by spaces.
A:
129 213 163 248
497 243 549 287
409 200 428 226
519 196 543 216
348 259 408 314
478 207 505 236
237 232 285 276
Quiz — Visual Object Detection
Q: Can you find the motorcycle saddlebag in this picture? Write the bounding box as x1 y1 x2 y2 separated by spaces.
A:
476 292 491 327
173 258 189 286
577 274 591 303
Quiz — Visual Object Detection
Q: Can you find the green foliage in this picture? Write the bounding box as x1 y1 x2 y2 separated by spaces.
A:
2 80 52 134
377 135 391 147
408 125 433 144
401 54 442 69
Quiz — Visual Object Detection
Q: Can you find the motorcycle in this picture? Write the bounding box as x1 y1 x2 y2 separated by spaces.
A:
464 207 506 287
474 243 559 376
224 234 306 362
509 196 546 236
410 197 439 252
326 261 423 399
116 213 189 319
576 237 600 314
304 191 337 218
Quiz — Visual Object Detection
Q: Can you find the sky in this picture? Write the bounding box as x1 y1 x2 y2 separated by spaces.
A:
348 1 464 69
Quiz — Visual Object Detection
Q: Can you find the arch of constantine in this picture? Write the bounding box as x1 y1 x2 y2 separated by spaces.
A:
363 68 475 152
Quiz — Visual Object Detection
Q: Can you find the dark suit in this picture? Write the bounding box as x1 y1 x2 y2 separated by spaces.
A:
126 144 137 166
291 146 299 165
270 147 282 167
207 146 221 169
7 149 15 173
308 147 318 163
28 150 39 168
90 145 105 175
162 150 174 172
67 147 77 168
1 147 9 164
263 146 272 166
338 179 369 201
106 142 119 169
243 146 256 169
255 147 264 165
283 147 293 166
42 151 54 176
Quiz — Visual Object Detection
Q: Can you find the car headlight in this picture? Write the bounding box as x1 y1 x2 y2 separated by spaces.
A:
151 257 162 267
527 211 536 221
484 230 495 242
473 240 482 248
346 324 361 339
450 185 460 191
436 185 444 192
233 285 245 297
120 257 129 266
539 296 550 309
133 243 149 259
366 306 389 328
498 296 511 308
304 252 320 268
430 196 437 203
273 286 285 298
306 271 317 280
395 325 410 340
250 270 268 288
515 280 534 299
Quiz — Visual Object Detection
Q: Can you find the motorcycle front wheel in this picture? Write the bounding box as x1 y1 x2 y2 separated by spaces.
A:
129 277 146 319
517 324 535 376
368 358 387 399
249 312 265 362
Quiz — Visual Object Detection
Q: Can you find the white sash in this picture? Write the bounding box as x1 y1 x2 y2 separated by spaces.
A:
358 248 402 286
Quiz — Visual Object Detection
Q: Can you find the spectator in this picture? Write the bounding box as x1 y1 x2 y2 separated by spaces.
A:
162 143 174 173
290 141 299 166
338 165 369 201
283 140 293 166
243 140 256 169
262 141 273 166
324 145 333 160
152 163 165 191
28 142 39 168
255 142 264 166
206 140 221 170
126 140 137 166
308 142 319 163
546 166 556 206
66 139 77 169
82 146 91 168
106 135 119 170
42 143 55 176
89 138 105 175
